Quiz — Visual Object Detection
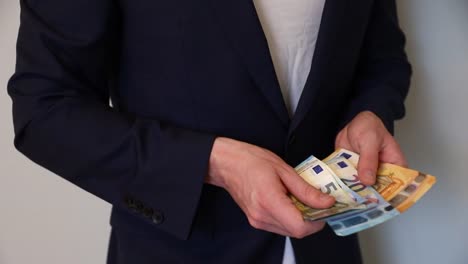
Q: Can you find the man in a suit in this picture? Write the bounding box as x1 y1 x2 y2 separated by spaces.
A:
8 0 411 263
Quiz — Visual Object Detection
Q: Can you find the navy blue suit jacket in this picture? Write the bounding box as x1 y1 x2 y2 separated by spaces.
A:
9 0 411 263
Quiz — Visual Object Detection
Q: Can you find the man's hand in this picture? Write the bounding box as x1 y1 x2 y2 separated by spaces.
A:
335 111 407 185
206 137 335 238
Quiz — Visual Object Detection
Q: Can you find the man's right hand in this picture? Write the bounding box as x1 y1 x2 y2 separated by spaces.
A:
206 137 335 238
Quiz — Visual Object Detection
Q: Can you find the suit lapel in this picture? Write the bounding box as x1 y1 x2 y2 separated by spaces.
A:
209 0 290 126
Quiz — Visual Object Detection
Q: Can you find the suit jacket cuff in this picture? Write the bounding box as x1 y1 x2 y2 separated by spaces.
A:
121 124 216 240
341 84 407 135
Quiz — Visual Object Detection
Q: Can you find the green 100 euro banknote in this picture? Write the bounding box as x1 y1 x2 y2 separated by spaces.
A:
291 149 436 236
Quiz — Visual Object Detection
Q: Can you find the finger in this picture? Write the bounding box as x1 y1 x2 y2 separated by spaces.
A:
335 127 352 150
249 218 290 236
287 220 326 239
357 139 380 185
270 194 326 238
246 205 288 232
277 166 335 209
248 176 325 237
380 137 408 167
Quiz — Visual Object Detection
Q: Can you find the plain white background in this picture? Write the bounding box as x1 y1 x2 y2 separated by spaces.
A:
1 1 467 263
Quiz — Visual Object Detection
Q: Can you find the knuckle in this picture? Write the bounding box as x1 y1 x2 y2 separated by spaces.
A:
359 130 378 143
259 147 278 160
291 222 327 238
255 195 269 210
289 226 308 239
291 229 307 239
311 221 326 232
303 185 319 200
302 186 323 206
361 111 376 119
317 222 326 230
249 210 263 223
248 219 262 230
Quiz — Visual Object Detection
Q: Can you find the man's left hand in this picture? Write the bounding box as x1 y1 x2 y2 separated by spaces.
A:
335 111 407 185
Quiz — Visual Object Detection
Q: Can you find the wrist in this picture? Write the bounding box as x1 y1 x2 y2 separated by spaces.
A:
206 137 233 188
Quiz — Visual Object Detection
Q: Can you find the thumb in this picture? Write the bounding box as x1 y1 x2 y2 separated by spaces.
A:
279 167 335 209
357 140 380 186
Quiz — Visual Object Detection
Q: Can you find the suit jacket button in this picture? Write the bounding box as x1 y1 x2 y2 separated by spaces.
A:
143 207 154 218
125 197 136 210
134 200 144 213
152 211 164 225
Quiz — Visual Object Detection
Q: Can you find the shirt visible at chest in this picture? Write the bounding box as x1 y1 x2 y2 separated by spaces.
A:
253 0 326 116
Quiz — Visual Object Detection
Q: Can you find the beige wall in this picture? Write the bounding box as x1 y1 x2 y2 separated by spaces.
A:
0 3 111 264
360 1 468 263
1 1 467 263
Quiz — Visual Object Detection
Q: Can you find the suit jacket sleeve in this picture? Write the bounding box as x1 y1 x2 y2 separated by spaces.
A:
343 0 412 133
8 0 215 240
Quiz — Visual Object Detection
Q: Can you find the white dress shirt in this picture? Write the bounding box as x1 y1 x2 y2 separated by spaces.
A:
253 0 326 116
252 0 326 263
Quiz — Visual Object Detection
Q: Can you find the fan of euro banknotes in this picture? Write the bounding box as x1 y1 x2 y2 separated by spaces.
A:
291 149 436 236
